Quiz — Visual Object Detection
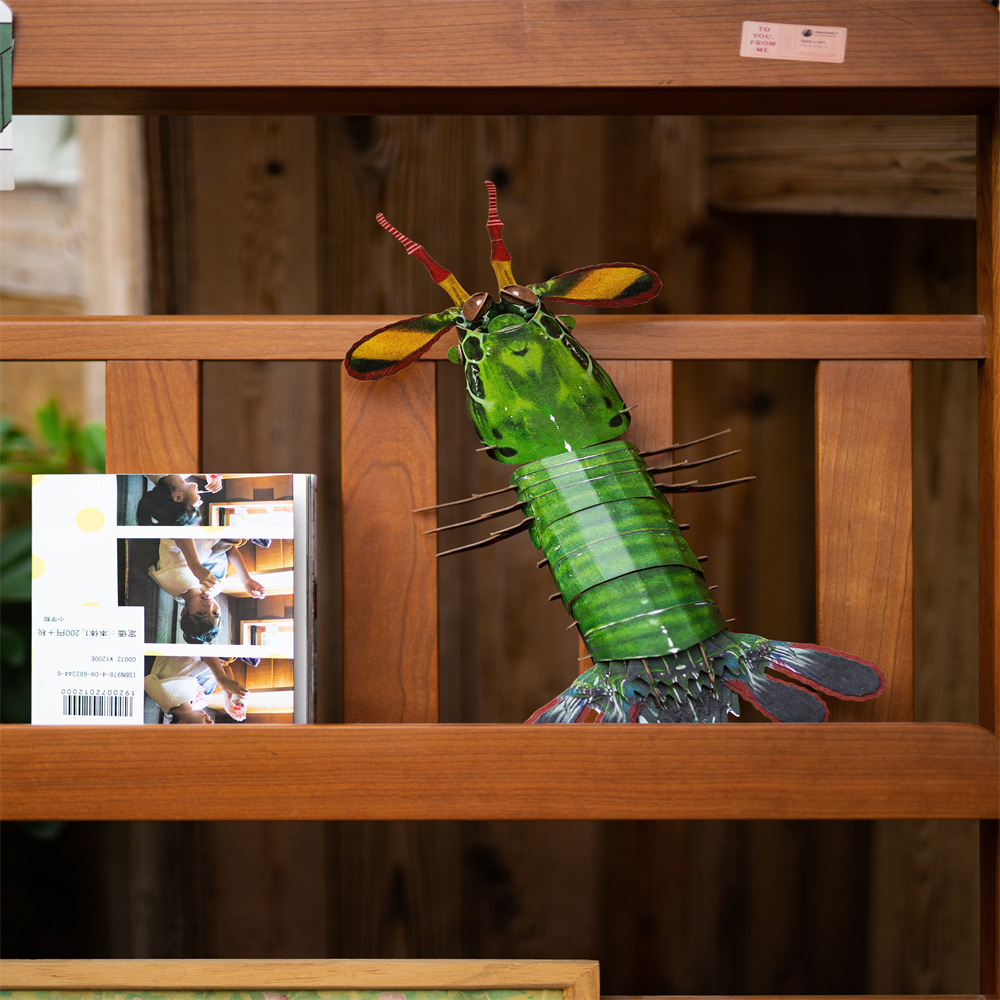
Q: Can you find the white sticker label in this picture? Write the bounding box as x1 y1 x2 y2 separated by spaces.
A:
740 21 847 63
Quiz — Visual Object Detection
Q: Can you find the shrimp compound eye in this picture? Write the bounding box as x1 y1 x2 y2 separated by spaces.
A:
462 291 494 323
500 284 539 308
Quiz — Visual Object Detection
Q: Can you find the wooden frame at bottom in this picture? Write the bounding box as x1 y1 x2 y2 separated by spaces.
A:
0 961 599 1000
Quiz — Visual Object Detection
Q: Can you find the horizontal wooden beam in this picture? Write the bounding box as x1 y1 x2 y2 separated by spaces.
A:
0 314 986 361
1 723 996 821
0 962 982 1000
11 1 998 115
0 960 599 993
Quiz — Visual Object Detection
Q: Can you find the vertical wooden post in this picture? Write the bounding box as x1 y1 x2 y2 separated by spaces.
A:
977 106 1000 742
77 117 149 315
606 361 675 473
105 359 201 471
816 359 913 722
977 99 1000 1000
340 363 439 723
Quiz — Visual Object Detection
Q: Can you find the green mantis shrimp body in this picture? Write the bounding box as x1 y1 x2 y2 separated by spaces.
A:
345 181 887 724
513 440 726 658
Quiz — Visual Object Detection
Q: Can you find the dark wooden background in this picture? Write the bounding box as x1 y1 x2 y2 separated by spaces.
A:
1 114 979 992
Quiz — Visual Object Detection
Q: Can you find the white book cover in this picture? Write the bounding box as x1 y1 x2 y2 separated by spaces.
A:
31 473 315 725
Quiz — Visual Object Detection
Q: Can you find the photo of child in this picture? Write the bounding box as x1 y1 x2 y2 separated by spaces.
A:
136 473 224 526
144 654 294 724
117 474 296 531
149 537 266 643
144 653 248 723
118 536 294 647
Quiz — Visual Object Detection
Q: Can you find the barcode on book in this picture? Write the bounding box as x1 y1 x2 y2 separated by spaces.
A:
61 691 135 718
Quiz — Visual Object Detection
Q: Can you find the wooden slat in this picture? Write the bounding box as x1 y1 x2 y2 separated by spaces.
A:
0 959 599 994
605 361 675 454
105 359 200 470
708 116 977 220
11 1 998 115
77 117 150 314
977 109 1000 738
341 364 438 723
816 361 913 722
0 185 83 303
977 101 1000 1000
1 315 987 361
0 723 995 821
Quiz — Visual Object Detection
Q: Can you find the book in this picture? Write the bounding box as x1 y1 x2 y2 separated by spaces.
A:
31 473 315 725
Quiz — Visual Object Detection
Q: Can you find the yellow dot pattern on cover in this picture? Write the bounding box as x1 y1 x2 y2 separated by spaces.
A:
32 554 45 578
75 507 105 532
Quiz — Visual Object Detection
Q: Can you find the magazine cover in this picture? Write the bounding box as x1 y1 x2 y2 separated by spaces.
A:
31 474 315 725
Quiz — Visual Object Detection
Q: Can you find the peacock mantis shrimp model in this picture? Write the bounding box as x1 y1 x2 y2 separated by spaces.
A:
345 182 886 724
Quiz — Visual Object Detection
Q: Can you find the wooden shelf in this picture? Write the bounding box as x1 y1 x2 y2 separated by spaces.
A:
0 960 600 993
0 960 986 1000
1 314 987 362
11 1 998 116
1 722 996 822
3 960 991 1000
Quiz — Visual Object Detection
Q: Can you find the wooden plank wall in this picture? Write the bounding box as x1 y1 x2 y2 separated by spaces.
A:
0 115 979 993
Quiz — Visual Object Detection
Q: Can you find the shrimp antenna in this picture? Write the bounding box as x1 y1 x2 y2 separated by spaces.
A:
485 180 516 289
376 213 469 306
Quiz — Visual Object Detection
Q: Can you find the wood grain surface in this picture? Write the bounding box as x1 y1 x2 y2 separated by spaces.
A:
11 1 998 115
977 108 1000 738
105 360 200 470
341 365 439 723
0 958 599 994
816 361 913 722
1 315 986 361
0 723 995 822
976 102 1000 999
707 116 977 220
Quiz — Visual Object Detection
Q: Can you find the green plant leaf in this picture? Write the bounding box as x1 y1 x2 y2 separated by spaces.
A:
0 620 28 666
0 525 32 601
0 479 31 499
0 524 32 568
78 422 107 473
35 398 71 452
2 459 66 475
0 658 31 723
0 417 34 461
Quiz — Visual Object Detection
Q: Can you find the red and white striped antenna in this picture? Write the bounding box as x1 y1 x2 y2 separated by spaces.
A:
376 213 469 305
